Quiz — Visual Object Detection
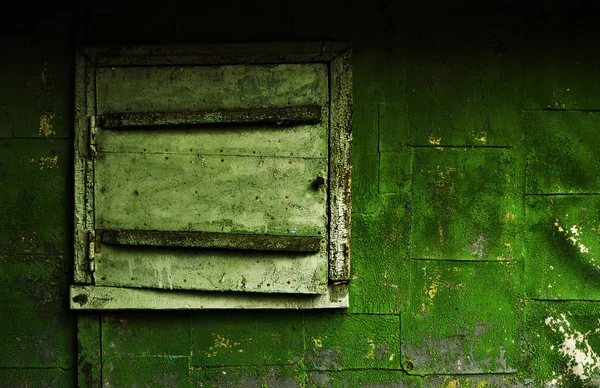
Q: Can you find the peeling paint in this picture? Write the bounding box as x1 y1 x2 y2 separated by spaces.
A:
554 218 595 266
544 314 600 383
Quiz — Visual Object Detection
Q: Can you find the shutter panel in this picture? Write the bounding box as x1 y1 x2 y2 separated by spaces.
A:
91 63 329 294
71 43 352 310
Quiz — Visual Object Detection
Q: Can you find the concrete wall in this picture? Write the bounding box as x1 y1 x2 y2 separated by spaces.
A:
2 0 600 386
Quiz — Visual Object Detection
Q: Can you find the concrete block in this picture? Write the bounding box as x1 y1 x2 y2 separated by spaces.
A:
526 195 600 299
411 147 524 261
304 313 401 370
191 311 303 366
402 260 522 374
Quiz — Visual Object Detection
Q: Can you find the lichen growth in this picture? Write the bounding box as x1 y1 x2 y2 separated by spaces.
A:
30 154 58 169
38 113 55 137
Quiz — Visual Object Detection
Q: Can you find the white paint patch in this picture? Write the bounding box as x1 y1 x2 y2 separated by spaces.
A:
571 226 580 236
545 314 600 382
554 219 596 267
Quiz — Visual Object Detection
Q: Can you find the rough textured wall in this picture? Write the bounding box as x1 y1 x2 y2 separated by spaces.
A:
0 3 76 387
2 0 600 387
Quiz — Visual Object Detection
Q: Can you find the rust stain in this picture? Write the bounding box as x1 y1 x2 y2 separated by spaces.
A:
39 113 55 137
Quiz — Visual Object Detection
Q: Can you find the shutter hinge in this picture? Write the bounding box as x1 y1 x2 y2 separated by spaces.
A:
88 230 96 272
89 116 99 158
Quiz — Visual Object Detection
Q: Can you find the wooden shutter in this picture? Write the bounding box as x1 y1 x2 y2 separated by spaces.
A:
71 43 351 309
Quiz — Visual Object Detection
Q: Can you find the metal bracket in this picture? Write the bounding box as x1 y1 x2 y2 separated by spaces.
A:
88 230 96 272
89 116 98 158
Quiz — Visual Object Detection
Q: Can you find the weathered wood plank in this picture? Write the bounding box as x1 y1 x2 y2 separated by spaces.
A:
83 42 351 67
96 63 328 114
70 284 349 310
94 243 327 294
95 115 328 159
99 106 322 128
94 153 328 236
100 229 322 252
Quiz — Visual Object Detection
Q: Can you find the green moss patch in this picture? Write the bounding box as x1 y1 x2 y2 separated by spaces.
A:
402 260 522 374
411 148 524 261
526 195 600 299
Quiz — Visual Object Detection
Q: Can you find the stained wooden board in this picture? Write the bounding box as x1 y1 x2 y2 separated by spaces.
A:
93 244 328 294
95 119 328 159
99 106 323 128
96 63 328 114
100 230 322 252
94 153 328 236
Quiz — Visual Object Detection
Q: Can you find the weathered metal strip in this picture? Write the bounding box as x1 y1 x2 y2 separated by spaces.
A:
70 284 349 310
100 230 322 252
98 106 322 128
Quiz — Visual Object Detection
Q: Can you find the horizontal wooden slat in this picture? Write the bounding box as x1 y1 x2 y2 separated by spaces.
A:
82 42 351 67
95 118 328 159
70 284 349 310
95 153 328 236
93 243 327 294
98 106 322 128
96 63 328 114
100 229 321 252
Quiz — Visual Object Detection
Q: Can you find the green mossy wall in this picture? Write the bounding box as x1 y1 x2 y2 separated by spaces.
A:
3 0 600 386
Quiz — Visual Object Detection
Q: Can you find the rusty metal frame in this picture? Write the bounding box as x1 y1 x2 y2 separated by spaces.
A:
72 42 352 309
